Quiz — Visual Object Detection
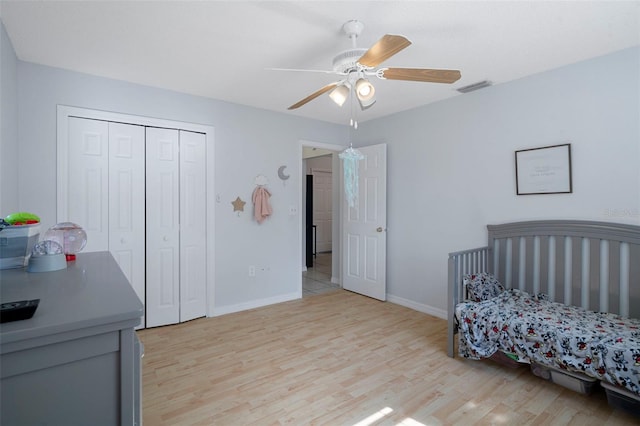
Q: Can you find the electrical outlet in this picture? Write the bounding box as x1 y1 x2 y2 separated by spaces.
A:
248 265 256 277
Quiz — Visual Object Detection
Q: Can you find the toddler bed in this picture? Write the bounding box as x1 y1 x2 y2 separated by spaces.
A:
447 220 640 398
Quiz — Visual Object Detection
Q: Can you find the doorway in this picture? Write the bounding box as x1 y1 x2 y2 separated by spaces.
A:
300 141 343 297
299 141 388 301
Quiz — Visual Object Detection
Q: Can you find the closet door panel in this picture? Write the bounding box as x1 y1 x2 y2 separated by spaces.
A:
108 122 146 328
146 128 180 327
179 131 207 322
67 118 109 252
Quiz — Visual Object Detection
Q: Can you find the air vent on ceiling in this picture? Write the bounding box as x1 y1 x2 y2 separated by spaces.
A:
457 80 492 94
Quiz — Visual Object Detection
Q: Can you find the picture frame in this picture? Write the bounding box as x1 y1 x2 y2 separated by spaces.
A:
515 143 572 195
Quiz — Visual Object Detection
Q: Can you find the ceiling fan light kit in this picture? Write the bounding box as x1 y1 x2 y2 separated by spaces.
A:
329 83 351 106
285 20 462 115
355 78 376 109
355 78 375 98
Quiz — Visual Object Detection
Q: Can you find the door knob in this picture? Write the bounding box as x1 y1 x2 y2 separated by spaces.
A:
376 227 384 233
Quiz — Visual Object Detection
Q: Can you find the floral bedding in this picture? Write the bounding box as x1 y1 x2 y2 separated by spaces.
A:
456 289 640 395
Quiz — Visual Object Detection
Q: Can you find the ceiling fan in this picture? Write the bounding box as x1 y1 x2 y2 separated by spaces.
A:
285 20 462 111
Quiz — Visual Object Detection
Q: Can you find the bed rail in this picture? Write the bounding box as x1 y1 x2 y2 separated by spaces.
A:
447 220 640 358
488 220 640 318
447 246 490 357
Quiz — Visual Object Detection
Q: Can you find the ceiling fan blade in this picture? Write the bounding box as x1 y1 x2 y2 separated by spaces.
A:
381 68 461 84
288 82 339 110
358 34 412 68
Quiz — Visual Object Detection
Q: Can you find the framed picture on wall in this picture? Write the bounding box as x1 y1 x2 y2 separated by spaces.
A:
515 143 572 195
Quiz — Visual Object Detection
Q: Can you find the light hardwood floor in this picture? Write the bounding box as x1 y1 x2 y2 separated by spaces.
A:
138 291 637 425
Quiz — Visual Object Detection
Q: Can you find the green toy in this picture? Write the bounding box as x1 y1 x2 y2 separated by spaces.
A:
5 212 40 225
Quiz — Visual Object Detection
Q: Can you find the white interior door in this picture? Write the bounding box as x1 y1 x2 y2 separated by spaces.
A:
108 122 146 328
312 169 332 253
146 127 180 327
179 130 207 322
342 143 387 301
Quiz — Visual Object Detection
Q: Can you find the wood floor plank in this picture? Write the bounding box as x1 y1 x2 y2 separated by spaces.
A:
138 290 638 425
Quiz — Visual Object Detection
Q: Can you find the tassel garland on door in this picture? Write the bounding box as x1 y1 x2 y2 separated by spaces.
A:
339 146 364 208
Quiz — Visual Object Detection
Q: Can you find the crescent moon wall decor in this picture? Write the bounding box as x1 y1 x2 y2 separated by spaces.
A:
278 165 290 181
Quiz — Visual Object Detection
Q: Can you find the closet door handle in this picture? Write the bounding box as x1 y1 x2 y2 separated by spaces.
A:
163 236 169 242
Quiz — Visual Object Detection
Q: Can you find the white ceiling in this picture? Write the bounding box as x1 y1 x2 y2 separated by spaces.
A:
2 1 639 125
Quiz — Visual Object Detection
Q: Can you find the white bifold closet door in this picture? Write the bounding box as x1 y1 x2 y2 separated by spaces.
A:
145 128 206 327
178 130 207 323
108 122 146 327
68 117 110 253
67 118 146 326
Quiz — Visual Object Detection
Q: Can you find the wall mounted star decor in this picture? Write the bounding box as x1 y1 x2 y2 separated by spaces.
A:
232 196 246 215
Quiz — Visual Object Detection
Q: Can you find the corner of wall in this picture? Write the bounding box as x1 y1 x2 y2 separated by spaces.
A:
0 20 19 214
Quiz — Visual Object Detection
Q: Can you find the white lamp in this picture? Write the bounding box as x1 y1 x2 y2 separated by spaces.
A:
355 78 376 109
329 83 350 107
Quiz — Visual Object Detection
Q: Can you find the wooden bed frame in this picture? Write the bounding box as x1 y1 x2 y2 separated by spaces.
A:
447 220 640 358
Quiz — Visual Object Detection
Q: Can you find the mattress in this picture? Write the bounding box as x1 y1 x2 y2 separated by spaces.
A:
456 289 640 396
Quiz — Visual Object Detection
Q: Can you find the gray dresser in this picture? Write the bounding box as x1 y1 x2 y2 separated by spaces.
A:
0 251 144 425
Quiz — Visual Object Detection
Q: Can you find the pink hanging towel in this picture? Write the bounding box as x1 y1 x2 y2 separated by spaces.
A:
252 186 273 224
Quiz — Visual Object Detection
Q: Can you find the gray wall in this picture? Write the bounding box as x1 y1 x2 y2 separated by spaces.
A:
5 19 639 318
353 46 640 317
0 21 18 214
14 59 348 313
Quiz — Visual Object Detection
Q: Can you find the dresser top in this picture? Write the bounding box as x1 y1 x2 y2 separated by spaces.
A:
1 252 143 347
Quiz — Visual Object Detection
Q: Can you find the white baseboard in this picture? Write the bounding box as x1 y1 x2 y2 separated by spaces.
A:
387 294 447 320
210 291 446 320
212 291 301 317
